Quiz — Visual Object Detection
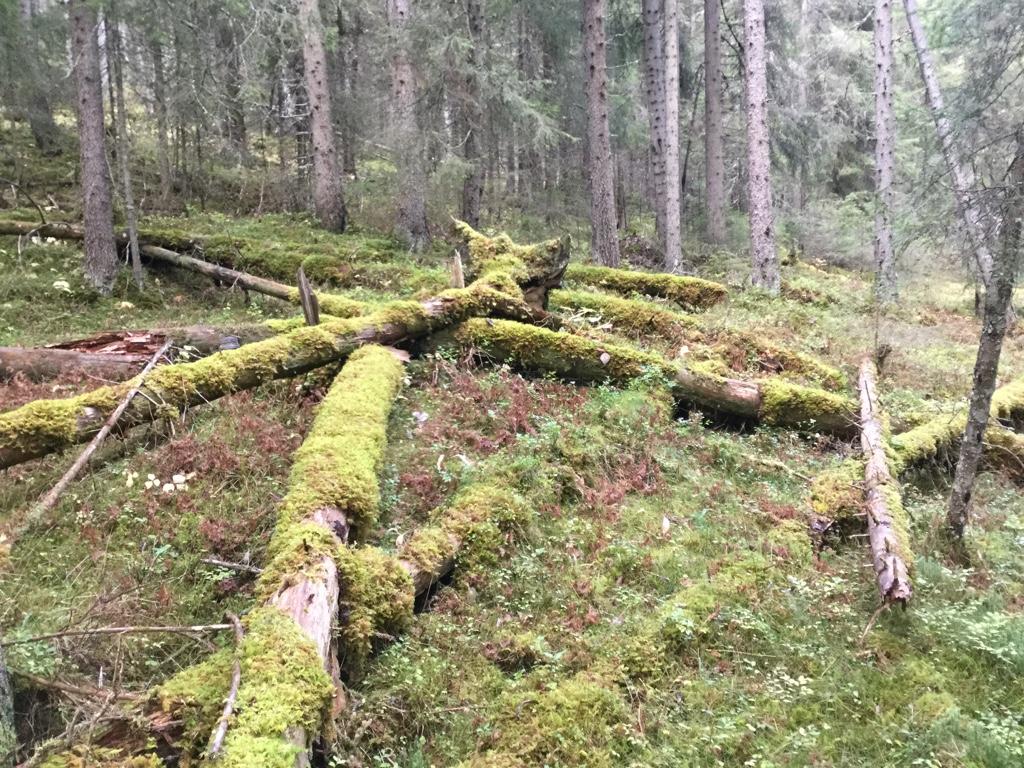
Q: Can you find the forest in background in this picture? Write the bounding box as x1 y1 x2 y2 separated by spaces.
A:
1 0 1024 765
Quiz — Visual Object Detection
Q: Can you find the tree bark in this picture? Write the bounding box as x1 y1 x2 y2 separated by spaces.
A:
108 7 144 289
704 0 726 243
69 0 119 294
662 0 682 271
0 644 12 768
902 0 995 292
583 0 621 266
298 0 347 233
216 17 247 156
946 131 1024 540
459 0 487 228
387 0 430 250
641 0 668 247
150 36 173 203
859 360 913 603
17 1 62 156
743 0 779 292
873 0 898 303
0 347 151 382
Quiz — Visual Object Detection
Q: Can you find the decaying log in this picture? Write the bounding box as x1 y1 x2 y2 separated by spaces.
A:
0 220 368 319
0 347 150 382
564 263 728 310
858 360 913 604
440 318 859 436
812 375 1024 520
0 274 558 470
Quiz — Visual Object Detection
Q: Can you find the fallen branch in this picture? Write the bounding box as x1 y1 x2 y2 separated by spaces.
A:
205 613 243 759
200 557 262 575
858 359 913 604
1 623 234 647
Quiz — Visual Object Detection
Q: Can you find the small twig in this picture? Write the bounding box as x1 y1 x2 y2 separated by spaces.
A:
1 622 233 647
27 341 172 528
206 612 244 759
11 669 140 701
749 455 813 482
201 556 263 575
859 603 888 645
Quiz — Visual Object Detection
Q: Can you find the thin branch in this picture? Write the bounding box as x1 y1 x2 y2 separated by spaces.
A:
206 613 244 759
0 175 47 225
1 622 233 647
201 556 263 575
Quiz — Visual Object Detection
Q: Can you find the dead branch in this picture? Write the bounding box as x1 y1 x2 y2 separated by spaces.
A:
0 623 234 647
205 613 243 759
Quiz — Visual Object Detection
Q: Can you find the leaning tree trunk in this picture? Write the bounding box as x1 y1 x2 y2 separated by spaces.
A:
298 0 347 232
903 0 995 293
859 359 913 603
873 0 898 304
459 0 487 228
743 0 779 293
641 0 667 248
704 0 726 244
387 0 430 250
583 0 621 267
69 0 119 294
946 130 1024 540
662 0 682 271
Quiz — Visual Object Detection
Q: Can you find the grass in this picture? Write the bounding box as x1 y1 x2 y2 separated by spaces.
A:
2 166 1024 765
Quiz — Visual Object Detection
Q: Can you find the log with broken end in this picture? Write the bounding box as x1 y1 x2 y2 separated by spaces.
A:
858 359 913 604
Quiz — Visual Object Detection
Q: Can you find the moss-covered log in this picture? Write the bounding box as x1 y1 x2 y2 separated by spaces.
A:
564 263 728 310
550 288 846 389
858 360 912 604
0 281 547 470
442 318 858 436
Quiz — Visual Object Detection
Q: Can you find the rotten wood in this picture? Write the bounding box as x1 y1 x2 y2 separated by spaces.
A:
296 266 320 325
858 359 913 604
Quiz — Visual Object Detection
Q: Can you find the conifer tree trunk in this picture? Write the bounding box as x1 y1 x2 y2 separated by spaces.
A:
297 0 347 232
19 1 61 156
108 9 143 289
217 17 247 157
742 0 779 292
873 0 898 303
704 0 726 244
335 6 362 176
641 0 667 247
151 37 172 203
460 0 486 227
662 0 682 271
388 0 430 250
947 131 1024 541
583 0 621 266
69 0 119 295
903 0 994 291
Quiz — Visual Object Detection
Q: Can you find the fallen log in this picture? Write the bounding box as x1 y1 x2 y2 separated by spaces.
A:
0 264 561 470
0 346 150 382
0 219 369 319
812 376 1024 520
549 288 846 390
858 360 913 604
564 263 728 310
440 318 858 436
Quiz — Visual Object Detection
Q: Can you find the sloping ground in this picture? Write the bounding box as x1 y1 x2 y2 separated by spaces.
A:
2 224 1024 766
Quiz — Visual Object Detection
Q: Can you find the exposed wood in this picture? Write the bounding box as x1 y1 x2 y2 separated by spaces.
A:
858 359 913 604
0 347 150 382
296 266 321 326
19 342 172 539
450 252 466 289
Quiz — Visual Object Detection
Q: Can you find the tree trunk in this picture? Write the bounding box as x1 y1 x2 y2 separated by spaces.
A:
902 0 995 292
69 0 119 294
18 2 61 156
151 37 172 203
298 0 347 232
704 0 726 243
946 131 1024 540
859 360 913 603
662 0 682 271
583 0 621 266
216 18 247 157
0 347 151 382
388 0 430 250
335 6 362 176
641 0 667 248
0 645 12 768
460 0 486 227
108 7 144 289
743 0 779 292
873 0 898 303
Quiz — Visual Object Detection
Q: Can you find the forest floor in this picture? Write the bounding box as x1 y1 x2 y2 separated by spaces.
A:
3 164 1024 765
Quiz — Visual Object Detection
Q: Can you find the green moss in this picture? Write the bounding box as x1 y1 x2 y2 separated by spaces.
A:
336 546 414 669
759 378 857 434
272 344 405 536
451 318 674 385
460 673 632 768
565 263 727 310
454 220 570 286
38 749 162 768
810 458 864 519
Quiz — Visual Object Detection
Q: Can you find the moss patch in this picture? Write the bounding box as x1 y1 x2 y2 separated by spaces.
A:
565 263 727 310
